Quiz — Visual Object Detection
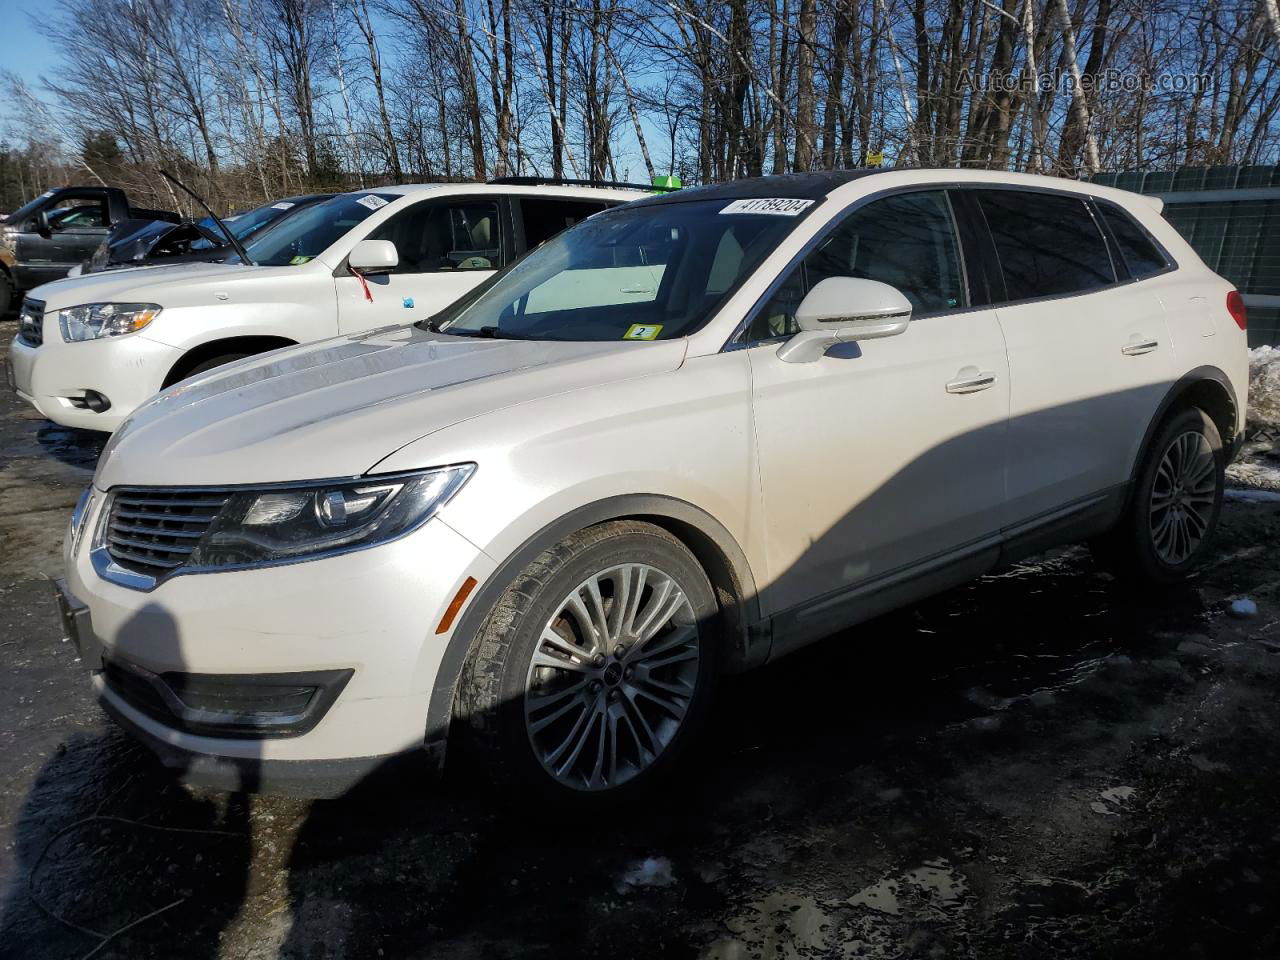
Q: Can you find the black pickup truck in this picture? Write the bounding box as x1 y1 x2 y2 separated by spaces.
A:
0 186 177 314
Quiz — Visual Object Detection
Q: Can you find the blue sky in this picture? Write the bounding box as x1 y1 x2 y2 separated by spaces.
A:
0 0 666 179
3 1 58 92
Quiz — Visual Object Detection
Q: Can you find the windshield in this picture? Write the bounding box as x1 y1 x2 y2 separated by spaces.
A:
439 198 812 341
238 192 397 266
3 189 60 225
191 198 318 251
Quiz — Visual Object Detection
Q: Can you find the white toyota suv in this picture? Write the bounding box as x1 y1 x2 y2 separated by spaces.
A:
53 169 1248 798
8 181 642 432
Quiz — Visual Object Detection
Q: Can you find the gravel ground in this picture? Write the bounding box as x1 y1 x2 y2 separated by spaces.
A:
2 319 1280 960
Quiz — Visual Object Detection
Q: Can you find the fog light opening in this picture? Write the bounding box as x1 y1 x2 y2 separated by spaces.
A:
69 390 112 413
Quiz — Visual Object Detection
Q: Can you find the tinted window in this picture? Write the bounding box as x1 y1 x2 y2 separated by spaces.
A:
747 190 964 341
519 197 609 250
1098 202 1169 277
978 190 1115 300
370 198 501 273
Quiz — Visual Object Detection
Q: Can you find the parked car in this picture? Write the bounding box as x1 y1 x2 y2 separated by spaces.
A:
0 186 178 314
52 169 1247 799
8 182 642 431
70 194 335 277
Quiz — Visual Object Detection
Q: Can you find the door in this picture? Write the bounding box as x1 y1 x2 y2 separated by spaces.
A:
973 189 1178 527
746 190 1010 619
14 194 110 286
335 196 506 334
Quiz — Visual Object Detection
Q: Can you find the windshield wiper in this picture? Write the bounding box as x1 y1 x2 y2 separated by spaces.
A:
418 319 533 340
160 169 257 266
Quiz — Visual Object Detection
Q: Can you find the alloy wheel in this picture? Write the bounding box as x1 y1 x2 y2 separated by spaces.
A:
1148 429 1217 565
523 562 700 791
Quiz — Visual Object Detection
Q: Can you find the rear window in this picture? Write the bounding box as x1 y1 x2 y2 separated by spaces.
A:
978 190 1116 301
1097 201 1170 278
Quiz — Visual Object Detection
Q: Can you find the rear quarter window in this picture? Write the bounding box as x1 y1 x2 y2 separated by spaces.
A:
1097 201 1171 278
978 190 1116 301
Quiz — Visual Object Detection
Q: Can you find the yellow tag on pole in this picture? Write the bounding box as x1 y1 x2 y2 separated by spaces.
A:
866 151 885 168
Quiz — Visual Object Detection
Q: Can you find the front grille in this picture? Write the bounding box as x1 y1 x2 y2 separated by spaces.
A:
104 489 230 577
17 298 45 346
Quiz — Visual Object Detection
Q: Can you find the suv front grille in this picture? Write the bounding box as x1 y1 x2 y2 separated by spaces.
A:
17 298 45 346
104 489 230 577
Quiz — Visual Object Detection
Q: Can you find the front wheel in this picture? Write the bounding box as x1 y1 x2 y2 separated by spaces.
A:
458 521 718 795
1091 406 1225 583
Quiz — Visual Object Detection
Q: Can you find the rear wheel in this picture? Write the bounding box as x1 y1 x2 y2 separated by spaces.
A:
458 521 718 795
1090 406 1225 583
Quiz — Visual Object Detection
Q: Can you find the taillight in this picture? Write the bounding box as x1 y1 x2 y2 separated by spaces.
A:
1226 290 1248 330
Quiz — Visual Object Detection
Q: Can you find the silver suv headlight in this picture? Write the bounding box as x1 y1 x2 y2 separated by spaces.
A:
186 465 475 569
59 302 162 341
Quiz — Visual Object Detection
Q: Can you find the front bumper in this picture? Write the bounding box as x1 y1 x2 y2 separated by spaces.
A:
7 330 181 432
63 504 496 793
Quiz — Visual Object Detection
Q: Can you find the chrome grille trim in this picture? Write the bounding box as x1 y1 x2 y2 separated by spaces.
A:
101 488 230 579
17 298 45 347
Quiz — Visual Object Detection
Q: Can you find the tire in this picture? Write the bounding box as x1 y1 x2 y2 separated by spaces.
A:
457 520 719 796
169 352 253 385
1090 406 1225 583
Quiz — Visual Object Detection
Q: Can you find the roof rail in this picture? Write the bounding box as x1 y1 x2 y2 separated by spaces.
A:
487 176 681 193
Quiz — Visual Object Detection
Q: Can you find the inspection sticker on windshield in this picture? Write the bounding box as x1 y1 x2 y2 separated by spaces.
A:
271 201 296 210
720 198 814 216
356 194 389 211
624 324 663 341
289 255 312 265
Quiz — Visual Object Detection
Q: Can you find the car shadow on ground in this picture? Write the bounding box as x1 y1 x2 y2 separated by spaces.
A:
5 542 1280 959
35 424 107 470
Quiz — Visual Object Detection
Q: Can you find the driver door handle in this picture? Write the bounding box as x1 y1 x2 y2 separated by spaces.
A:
946 370 998 394
1121 338 1160 356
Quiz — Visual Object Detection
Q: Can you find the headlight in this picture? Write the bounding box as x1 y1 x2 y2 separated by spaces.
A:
59 302 162 341
187 465 475 569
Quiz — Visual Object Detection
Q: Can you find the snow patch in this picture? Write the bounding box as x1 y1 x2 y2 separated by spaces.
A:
847 859 968 918
618 855 675 891
1248 345 1280 432
1225 485 1280 502
1101 785 1136 805
1229 597 1259 619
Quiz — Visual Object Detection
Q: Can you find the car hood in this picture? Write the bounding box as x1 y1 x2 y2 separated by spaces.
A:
95 325 689 489
30 259 298 309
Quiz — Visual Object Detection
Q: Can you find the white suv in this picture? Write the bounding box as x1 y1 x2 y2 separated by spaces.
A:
53 169 1248 797
8 182 642 432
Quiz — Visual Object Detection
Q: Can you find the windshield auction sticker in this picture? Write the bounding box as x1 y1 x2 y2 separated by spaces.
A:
271 201 296 210
356 195 390 211
624 324 663 340
720 198 814 216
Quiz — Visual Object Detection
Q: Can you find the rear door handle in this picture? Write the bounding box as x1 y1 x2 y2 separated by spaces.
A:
945 370 998 394
1121 338 1160 356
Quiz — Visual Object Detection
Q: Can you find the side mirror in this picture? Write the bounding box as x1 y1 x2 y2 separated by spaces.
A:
348 239 398 274
777 277 912 363
34 210 52 239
